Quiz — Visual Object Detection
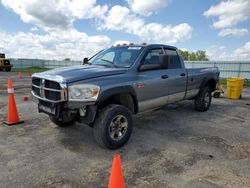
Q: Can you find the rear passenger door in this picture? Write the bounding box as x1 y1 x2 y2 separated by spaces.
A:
163 49 187 103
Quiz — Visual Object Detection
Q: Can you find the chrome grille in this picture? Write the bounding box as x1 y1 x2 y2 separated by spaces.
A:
31 77 67 103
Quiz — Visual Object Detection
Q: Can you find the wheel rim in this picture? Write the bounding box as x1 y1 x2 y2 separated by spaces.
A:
109 115 128 141
204 92 211 107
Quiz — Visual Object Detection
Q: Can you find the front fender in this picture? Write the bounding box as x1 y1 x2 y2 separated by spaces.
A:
97 85 138 113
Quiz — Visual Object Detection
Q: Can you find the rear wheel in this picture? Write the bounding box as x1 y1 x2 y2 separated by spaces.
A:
194 86 212 112
93 104 133 149
5 68 11 72
49 115 76 127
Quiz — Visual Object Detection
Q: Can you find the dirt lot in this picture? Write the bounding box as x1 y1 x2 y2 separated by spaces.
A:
0 72 250 188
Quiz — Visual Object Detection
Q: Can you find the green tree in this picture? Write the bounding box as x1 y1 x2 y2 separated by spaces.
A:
188 52 197 61
179 50 209 61
195 50 209 61
178 50 189 61
64 58 71 61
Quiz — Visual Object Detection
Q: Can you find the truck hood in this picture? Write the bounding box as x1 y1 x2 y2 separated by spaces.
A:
32 65 127 83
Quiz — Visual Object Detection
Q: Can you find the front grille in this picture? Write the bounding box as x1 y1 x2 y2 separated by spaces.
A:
45 80 60 89
32 85 40 96
31 77 66 103
32 77 41 86
45 90 61 101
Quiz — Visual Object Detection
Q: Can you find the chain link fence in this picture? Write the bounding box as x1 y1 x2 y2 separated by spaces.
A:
185 61 250 79
9 59 250 79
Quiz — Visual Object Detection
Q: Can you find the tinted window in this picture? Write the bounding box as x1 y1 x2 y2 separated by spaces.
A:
165 49 182 69
143 49 163 65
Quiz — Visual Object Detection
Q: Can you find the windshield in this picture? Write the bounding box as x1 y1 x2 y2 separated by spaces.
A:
89 46 143 68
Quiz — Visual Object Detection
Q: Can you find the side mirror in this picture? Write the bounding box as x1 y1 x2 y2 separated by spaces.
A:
159 54 170 69
83 57 88 64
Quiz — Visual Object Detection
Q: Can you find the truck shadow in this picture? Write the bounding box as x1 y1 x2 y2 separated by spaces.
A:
56 101 233 158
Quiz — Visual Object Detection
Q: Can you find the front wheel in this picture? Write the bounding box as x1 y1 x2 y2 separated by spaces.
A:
194 86 212 112
49 115 76 127
93 104 133 149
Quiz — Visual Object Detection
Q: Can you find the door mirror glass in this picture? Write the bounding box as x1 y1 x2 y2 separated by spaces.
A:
83 57 88 64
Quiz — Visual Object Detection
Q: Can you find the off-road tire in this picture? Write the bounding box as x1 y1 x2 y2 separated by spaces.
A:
49 115 76 127
93 104 133 149
194 86 212 112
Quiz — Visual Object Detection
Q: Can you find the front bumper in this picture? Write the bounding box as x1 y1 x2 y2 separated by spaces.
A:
38 100 97 125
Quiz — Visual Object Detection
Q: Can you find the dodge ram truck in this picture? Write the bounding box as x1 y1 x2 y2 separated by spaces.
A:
31 44 219 149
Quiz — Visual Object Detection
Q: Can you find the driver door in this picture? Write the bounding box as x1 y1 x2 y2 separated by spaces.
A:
135 48 170 111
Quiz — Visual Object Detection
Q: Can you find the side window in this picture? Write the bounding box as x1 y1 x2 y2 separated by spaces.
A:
164 49 182 69
101 52 115 62
143 49 163 65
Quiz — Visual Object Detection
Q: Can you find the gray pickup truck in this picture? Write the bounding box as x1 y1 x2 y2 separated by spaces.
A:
31 44 219 149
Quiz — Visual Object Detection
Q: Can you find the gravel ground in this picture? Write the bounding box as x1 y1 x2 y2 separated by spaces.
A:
0 72 250 188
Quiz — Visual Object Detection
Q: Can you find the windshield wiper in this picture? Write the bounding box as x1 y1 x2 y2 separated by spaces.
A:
100 58 115 66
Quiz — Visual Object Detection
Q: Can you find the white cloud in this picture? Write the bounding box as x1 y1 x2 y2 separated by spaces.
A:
30 27 39 32
206 45 229 60
204 0 250 37
127 0 169 16
206 42 250 60
0 1 193 60
1 0 108 31
0 29 110 60
234 42 250 59
99 5 192 44
218 28 248 37
204 0 250 29
0 0 111 60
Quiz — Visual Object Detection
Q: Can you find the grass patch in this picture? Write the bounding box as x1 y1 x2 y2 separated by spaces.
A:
219 78 250 87
12 66 50 73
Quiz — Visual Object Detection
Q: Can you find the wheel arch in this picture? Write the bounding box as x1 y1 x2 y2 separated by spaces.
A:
97 86 138 114
200 77 217 92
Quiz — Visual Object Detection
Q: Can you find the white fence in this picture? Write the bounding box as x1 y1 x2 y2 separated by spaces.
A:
185 61 250 79
10 59 250 79
10 59 82 69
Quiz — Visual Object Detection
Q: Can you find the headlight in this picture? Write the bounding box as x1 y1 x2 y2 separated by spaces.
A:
68 84 100 101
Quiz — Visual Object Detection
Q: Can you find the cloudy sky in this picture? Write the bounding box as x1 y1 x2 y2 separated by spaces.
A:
0 0 250 60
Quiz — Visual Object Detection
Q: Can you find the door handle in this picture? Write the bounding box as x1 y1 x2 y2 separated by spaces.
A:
161 75 169 79
180 73 186 77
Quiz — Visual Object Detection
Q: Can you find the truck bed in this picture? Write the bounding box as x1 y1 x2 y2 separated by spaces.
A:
185 67 219 99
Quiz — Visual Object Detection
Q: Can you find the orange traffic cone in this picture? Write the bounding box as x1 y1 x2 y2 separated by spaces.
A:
108 154 125 188
4 78 24 125
18 72 22 79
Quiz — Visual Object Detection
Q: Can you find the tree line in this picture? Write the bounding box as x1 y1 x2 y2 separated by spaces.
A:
179 50 209 61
